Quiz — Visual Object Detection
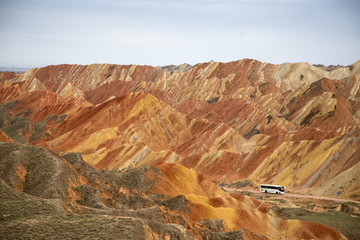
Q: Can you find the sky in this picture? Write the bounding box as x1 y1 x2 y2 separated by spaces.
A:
0 0 359 68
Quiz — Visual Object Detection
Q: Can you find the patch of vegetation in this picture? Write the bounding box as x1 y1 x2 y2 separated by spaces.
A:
275 207 360 240
29 132 52 142
243 128 260 139
3 100 21 111
22 146 56 196
300 108 321 127
0 181 61 222
0 198 58 222
15 109 33 117
75 185 103 208
207 96 219 104
228 180 256 189
327 110 335 118
0 182 26 201
350 194 360 199
54 114 67 125
258 82 268 88
43 114 59 123
238 191 253 196
0 104 9 128
300 211 360 240
304 80 323 96
116 166 162 194
344 201 359 206
266 115 273 124
272 207 311 218
61 152 82 165
159 195 189 213
0 103 57 143
287 97 296 107
33 121 46 132
60 154 158 209
0 214 147 240
0 142 20 156
281 110 294 119
29 118 55 142
0 143 22 187
271 198 289 204
0 117 29 143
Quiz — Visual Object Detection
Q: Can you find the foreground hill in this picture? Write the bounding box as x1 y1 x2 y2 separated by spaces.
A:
1 59 359 199
0 142 347 239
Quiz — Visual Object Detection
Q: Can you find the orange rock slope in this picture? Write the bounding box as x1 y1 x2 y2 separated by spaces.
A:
151 163 346 240
0 142 347 239
0 59 359 199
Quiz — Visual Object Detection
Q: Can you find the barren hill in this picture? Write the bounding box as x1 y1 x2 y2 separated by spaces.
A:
1 59 359 197
0 58 359 239
0 143 348 239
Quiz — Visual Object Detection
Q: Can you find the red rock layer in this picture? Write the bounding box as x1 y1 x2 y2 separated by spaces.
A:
1 59 359 199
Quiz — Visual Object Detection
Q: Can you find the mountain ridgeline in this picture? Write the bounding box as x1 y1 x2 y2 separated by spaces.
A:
1 58 359 239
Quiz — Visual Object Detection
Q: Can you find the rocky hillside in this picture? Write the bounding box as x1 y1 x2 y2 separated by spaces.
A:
0 58 359 239
0 142 347 239
1 59 359 198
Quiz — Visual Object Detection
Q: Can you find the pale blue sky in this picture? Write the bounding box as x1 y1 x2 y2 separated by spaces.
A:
0 0 359 68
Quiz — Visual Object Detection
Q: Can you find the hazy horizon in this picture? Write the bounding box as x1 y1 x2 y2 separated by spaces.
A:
1 0 359 68
0 58 359 71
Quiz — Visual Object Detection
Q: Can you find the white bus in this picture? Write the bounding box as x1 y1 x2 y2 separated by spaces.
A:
260 184 285 194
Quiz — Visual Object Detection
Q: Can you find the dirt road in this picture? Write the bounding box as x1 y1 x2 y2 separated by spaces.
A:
224 187 360 204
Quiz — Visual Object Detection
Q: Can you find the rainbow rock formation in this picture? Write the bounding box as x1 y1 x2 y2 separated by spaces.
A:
1 58 359 239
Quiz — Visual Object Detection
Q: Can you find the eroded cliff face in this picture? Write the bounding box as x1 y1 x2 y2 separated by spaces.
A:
1 59 359 200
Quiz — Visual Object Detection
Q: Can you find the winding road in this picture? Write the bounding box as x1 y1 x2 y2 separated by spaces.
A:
224 187 360 204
